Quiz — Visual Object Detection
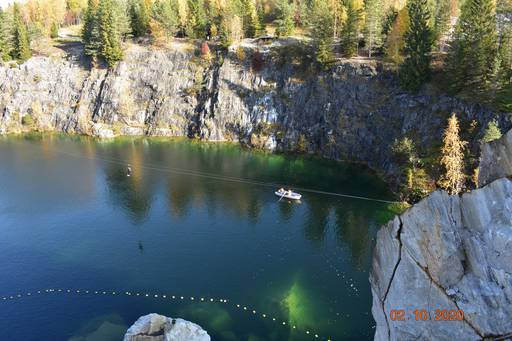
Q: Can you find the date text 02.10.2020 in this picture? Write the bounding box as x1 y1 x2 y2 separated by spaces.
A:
389 309 465 321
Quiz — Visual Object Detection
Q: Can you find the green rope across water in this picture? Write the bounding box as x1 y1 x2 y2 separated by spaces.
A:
0 288 330 340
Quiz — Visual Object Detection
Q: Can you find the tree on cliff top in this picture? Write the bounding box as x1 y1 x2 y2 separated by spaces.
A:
439 113 467 194
11 3 32 63
399 0 434 92
340 0 362 57
0 8 9 61
98 0 124 67
82 0 101 58
310 0 334 68
129 0 151 37
275 0 295 37
447 0 498 95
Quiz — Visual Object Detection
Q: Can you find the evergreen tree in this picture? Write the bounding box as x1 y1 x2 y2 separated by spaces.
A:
340 0 362 57
363 0 382 57
11 3 32 63
399 0 433 92
439 113 467 194
433 0 450 46
82 0 101 58
0 8 9 61
498 25 512 87
275 0 295 37
185 0 207 38
481 119 502 143
98 0 124 67
240 0 258 38
129 0 150 37
255 0 266 35
448 0 498 95
310 0 334 68
151 0 179 37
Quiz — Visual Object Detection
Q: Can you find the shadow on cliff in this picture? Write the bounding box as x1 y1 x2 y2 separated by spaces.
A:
53 39 92 70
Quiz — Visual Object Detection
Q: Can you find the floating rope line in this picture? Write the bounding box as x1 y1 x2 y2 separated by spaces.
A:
0 288 332 341
21 140 399 205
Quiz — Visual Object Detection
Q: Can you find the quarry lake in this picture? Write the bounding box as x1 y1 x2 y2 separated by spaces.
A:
0 134 397 341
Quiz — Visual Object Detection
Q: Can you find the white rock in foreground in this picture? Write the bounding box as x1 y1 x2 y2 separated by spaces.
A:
124 313 210 341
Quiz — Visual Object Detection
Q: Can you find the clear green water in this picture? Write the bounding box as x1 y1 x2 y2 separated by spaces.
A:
0 134 396 341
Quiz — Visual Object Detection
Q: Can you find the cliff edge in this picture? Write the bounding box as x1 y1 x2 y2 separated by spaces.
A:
370 130 512 340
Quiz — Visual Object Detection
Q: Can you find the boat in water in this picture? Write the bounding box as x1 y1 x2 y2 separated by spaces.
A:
275 188 302 200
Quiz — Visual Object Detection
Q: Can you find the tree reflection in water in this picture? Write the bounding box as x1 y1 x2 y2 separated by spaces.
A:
98 138 392 268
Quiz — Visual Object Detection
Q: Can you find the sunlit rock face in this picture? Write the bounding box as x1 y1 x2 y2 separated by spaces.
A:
371 130 512 340
479 128 512 187
124 313 210 341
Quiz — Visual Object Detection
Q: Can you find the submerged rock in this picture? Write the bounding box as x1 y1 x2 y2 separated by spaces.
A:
371 130 512 340
124 313 210 341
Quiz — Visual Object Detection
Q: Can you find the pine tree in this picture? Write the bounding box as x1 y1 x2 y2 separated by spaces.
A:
340 0 362 57
82 0 101 58
98 0 124 67
363 0 382 57
310 0 334 68
481 119 502 143
448 0 498 95
185 0 207 38
433 0 450 46
129 0 150 37
255 0 266 35
0 8 9 61
151 0 179 37
50 21 59 39
241 0 258 38
275 0 295 37
399 0 433 92
439 113 467 195
11 3 32 63
498 25 512 87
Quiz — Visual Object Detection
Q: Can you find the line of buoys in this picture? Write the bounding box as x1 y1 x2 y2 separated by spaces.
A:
26 142 399 205
0 288 332 340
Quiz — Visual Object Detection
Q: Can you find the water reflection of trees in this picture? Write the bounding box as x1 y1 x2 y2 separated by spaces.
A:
99 139 390 266
303 197 389 269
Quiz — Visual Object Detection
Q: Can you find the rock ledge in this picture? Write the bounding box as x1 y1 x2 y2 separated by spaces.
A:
123 313 210 341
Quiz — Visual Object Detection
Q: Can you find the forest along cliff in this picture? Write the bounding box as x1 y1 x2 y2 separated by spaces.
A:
0 42 509 195
370 128 512 341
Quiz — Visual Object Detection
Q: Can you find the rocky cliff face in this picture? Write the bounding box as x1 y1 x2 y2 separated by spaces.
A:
124 313 210 341
0 41 509 190
370 130 512 340
479 128 512 187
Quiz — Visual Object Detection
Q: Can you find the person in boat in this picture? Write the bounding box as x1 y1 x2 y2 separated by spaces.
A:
278 188 285 193
127 165 132 176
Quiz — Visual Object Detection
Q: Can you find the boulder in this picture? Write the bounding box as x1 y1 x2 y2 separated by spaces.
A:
123 314 210 341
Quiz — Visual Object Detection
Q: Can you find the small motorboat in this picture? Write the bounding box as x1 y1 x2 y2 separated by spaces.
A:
127 165 132 177
275 188 302 200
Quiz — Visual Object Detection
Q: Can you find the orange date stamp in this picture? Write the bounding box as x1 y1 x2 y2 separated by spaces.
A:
389 309 465 321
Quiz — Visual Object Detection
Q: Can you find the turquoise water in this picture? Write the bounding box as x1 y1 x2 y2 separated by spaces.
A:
0 134 396 340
